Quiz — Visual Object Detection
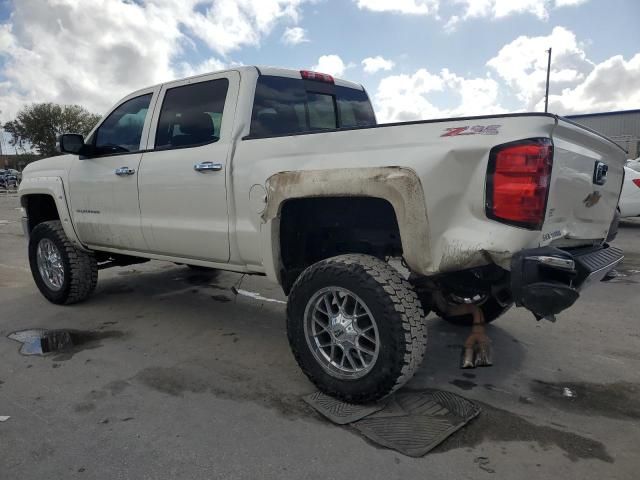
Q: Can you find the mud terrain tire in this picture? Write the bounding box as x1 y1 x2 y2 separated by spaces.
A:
287 254 428 403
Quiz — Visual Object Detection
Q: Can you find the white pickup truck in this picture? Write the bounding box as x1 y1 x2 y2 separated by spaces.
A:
19 66 625 403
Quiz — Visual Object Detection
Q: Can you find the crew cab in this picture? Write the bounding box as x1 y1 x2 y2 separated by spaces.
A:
19 66 626 403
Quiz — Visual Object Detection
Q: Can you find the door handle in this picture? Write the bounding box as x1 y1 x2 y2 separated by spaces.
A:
194 162 223 173
115 166 135 176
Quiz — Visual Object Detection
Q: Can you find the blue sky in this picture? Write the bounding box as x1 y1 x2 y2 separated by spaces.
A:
1 0 639 153
226 0 640 113
235 0 638 75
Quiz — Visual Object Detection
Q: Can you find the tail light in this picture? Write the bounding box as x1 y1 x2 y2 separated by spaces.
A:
632 179 640 188
300 70 334 83
486 138 553 230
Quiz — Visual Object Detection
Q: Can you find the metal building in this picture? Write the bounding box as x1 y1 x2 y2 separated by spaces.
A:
564 109 640 159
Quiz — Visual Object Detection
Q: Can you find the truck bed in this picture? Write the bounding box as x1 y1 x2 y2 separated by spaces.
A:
235 112 626 274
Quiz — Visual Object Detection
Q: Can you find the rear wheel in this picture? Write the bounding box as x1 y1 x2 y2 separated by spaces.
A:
287 254 427 403
28 221 97 305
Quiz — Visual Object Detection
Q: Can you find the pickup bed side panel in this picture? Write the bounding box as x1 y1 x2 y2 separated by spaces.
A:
261 167 431 275
232 115 563 279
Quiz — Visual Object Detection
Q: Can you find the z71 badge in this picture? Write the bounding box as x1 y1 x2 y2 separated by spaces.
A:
441 125 501 137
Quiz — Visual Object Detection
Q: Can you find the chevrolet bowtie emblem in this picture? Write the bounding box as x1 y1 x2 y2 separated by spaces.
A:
583 191 602 208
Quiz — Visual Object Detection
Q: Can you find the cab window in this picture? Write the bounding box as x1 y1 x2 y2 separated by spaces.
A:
249 75 376 137
307 92 337 130
155 79 229 150
94 94 152 155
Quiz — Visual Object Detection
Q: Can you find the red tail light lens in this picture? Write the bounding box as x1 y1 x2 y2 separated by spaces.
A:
632 179 640 188
300 70 334 83
486 138 553 230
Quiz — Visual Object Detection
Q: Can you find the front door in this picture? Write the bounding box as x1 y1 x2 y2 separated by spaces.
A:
68 89 157 251
137 71 239 261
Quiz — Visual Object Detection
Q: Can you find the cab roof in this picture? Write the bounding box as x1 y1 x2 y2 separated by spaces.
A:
120 66 365 109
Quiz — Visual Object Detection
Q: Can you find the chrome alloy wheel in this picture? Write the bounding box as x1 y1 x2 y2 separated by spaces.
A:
303 286 380 379
36 238 64 291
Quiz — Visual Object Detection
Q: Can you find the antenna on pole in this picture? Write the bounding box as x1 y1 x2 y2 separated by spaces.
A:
544 47 552 113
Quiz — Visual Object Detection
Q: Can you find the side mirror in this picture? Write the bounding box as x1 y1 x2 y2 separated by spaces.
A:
57 133 88 155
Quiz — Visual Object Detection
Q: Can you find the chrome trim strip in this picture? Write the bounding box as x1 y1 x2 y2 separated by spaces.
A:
526 255 576 271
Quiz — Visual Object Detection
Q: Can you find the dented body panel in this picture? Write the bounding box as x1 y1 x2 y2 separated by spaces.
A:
261 167 431 276
18 66 627 288
544 120 626 247
233 111 624 280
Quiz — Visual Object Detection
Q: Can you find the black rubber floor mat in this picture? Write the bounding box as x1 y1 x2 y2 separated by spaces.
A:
307 389 480 456
304 391 385 424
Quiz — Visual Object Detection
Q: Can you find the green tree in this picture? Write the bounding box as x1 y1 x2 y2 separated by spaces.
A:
2 103 101 157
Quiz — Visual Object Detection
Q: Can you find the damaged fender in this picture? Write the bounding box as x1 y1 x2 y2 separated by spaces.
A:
261 166 432 277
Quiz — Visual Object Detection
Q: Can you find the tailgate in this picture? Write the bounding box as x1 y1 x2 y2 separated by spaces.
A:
543 118 626 246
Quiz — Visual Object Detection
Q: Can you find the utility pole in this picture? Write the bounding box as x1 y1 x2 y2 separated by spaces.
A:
544 47 552 113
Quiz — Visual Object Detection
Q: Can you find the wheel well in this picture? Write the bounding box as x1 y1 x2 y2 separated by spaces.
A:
23 194 60 232
279 197 402 293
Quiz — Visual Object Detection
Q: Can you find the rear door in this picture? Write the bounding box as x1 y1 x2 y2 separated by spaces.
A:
137 71 239 261
68 89 158 250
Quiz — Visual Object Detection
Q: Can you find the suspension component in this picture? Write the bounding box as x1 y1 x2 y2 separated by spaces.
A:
434 293 493 368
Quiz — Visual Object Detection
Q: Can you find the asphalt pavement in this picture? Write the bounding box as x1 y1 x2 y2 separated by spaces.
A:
1 191 639 479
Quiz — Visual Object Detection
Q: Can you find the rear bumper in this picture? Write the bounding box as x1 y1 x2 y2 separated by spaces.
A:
510 244 623 319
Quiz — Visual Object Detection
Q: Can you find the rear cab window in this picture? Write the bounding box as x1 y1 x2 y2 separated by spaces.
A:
249 75 376 138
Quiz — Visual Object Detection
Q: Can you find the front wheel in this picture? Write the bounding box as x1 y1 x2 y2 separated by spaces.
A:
28 220 98 305
287 254 428 404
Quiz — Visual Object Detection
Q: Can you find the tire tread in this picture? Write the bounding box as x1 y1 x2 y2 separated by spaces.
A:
29 220 97 304
287 254 427 403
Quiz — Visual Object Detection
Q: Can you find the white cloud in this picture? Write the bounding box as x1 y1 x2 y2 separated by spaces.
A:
373 25 637 120
443 15 461 32
187 0 307 56
0 0 309 122
355 0 439 15
375 69 445 122
175 58 229 78
362 56 395 74
358 0 589 24
487 26 593 110
555 0 589 6
373 68 506 122
372 22 640 122
281 26 309 45
454 0 590 20
460 0 550 20
312 54 348 77
545 53 640 114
